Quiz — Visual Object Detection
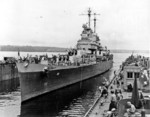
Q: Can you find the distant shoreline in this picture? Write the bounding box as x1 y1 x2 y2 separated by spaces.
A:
0 45 149 53
110 50 149 53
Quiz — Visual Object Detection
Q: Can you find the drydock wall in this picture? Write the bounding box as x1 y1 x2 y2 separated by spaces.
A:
0 63 19 92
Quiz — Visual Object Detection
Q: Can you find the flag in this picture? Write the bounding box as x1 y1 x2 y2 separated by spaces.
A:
131 77 140 108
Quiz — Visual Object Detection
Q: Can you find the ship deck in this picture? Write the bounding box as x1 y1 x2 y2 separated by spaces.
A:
51 62 97 70
17 62 96 72
84 70 150 117
17 60 112 73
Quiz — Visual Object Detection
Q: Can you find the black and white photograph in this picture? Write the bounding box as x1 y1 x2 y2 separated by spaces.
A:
0 0 149 117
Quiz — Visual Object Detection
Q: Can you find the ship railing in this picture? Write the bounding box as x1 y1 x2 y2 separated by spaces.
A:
51 57 97 67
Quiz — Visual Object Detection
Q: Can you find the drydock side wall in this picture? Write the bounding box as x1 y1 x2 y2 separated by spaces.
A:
0 64 19 92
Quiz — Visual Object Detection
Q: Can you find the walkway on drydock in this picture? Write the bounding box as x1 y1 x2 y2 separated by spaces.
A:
83 70 121 117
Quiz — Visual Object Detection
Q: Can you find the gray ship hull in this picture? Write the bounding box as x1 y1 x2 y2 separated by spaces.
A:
17 60 113 102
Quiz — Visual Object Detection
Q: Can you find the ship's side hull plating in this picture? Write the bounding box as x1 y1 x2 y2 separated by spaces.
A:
19 60 113 102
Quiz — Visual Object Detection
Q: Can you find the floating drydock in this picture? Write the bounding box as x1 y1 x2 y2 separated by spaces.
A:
84 55 150 117
17 8 113 102
0 63 19 92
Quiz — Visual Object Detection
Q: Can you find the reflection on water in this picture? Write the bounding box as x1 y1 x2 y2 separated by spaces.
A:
20 69 113 117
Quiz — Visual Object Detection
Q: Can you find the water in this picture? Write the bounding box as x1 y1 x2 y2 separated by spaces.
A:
0 51 149 117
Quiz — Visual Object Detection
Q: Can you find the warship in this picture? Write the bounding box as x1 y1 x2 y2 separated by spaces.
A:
17 8 113 102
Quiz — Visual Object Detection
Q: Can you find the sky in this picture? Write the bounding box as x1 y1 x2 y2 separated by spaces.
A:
0 0 149 50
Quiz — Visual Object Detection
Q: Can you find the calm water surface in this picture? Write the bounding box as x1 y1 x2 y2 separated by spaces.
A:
0 52 149 117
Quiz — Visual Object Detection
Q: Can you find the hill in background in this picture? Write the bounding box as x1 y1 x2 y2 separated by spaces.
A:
0 45 149 53
0 45 67 52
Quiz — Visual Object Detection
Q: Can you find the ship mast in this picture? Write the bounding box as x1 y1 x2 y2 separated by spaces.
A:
81 8 100 32
88 8 91 28
93 13 100 33
80 8 92 28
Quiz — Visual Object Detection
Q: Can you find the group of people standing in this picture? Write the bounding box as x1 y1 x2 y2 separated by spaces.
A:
100 77 145 117
99 77 123 117
99 79 123 111
109 86 123 112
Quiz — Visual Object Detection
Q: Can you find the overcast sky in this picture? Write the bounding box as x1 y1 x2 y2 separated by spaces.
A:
0 0 149 50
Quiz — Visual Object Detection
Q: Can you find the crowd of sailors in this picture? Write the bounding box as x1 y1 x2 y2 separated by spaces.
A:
100 80 123 117
0 49 113 66
100 75 145 117
0 47 113 66
122 54 150 69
